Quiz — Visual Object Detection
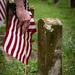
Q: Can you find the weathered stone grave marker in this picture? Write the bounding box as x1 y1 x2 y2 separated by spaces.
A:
38 18 62 75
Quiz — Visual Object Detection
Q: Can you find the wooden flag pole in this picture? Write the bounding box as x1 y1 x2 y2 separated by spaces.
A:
24 54 26 75
24 32 27 75
24 1 28 75
24 0 30 74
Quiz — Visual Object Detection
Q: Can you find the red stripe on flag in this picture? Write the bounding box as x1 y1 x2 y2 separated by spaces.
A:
0 0 6 17
15 26 22 58
30 22 35 25
0 9 5 19
0 0 6 20
6 16 16 53
30 15 33 18
26 32 32 64
22 33 28 64
27 33 32 64
20 34 26 63
23 55 25 63
19 34 25 61
2 12 36 65
2 14 14 48
3 0 6 7
11 20 19 56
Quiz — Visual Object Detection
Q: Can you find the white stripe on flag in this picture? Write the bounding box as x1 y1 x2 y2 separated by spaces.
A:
3 11 36 64
17 34 24 60
26 32 31 58
21 32 27 63
0 0 6 20
8 18 18 55
4 16 15 52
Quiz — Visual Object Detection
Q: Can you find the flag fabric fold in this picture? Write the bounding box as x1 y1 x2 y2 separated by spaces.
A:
2 0 36 65
0 0 6 21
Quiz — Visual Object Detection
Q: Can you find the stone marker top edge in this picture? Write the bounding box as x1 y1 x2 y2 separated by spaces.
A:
42 18 62 26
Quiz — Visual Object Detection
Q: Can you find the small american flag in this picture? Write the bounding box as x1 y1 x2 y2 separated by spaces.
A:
2 0 36 64
0 0 6 21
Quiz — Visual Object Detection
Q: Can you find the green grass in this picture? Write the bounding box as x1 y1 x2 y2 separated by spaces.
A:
29 0 75 74
0 50 6 75
0 26 6 34
4 59 37 75
0 50 37 75
0 0 75 75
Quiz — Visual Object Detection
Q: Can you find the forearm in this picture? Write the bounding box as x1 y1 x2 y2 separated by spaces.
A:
11 0 31 33
14 0 24 7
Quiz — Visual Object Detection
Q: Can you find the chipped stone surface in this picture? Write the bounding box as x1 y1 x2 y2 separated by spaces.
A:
43 18 62 26
54 49 61 57
9 0 15 3
48 59 61 75
43 24 54 32
43 18 62 32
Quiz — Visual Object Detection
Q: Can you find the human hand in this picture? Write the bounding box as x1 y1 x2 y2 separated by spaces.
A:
16 6 31 34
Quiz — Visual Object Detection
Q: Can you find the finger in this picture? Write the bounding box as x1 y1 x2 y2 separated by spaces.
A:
22 21 30 34
24 21 30 30
22 23 27 34
17 22 23 28
27 20 30 26
26 21 30 29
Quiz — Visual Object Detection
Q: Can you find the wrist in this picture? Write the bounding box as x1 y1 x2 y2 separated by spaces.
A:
16 5 25 9
14 0 24 9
